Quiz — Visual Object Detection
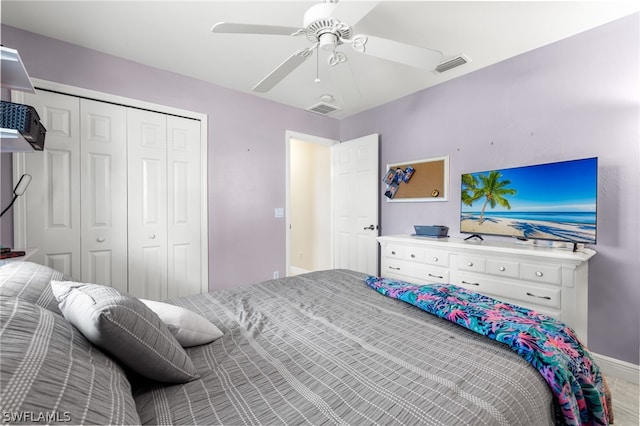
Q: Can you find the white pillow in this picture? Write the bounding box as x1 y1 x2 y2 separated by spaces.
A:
141 299 223 347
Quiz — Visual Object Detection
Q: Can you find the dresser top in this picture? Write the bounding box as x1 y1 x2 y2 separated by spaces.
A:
377 235 596 262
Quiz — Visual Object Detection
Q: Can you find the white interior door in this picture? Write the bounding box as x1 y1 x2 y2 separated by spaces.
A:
80 99 128 292
127 108 168 300
332 134 379 275
16 90 81 277
166 116 201 299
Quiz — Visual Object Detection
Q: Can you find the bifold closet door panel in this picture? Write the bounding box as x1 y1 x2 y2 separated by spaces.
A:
80 99 128 292
20 91 81 278
166 116 201 299
127 108 168 300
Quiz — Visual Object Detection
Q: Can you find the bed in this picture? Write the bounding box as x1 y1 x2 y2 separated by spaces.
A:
0 262 608 425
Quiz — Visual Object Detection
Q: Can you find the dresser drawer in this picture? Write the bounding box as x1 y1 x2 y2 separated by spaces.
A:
383 244 447 267
382 258 450 284
457 272 561 310
486 259 519 278
457 254 486 273
520 263 561 285
383 244 405 259
423 250 449 267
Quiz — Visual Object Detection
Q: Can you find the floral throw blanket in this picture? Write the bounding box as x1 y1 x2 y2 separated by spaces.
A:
365 276 611 426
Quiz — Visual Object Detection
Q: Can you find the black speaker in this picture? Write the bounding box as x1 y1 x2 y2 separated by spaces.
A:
1 101 46 151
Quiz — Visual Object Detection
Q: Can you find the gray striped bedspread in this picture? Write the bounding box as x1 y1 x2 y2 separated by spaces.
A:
134 269 554 425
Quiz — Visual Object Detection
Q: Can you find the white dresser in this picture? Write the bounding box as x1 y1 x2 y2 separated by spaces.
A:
377 235 595 343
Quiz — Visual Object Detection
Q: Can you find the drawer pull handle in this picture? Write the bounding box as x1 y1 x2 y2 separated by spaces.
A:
388 266 401 271
428 273 443 279
97 236 105 243
410 254 416 258
526 292 551 300
433 257 439 262
535 271 543 277
498 266 506 272
467 261 473 267
391 251 396 255
461 280 480 286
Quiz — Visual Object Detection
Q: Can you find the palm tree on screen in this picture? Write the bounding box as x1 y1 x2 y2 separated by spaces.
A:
461 173 480 206
472 171 517 224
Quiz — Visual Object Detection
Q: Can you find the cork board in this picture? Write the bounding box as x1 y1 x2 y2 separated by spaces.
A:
385 156 449 202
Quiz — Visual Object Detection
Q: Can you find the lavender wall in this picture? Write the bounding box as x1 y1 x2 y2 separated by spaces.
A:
0 25 340 290
340 14 640 365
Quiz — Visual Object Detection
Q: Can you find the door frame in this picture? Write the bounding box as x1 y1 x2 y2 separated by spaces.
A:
12 78 209 294
285 130 338 277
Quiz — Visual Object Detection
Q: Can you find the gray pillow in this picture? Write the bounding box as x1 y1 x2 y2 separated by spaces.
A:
0 261 66 314
0 295 141 425
51 280 199 384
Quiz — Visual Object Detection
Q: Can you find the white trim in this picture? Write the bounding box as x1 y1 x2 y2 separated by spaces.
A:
285 130 337 277
30 78 205 121
10 91 28 249
289 266 311 276
593 352 639 384
13 79 209 293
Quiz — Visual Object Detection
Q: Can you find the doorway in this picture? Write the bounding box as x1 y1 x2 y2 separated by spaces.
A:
286 131 337 276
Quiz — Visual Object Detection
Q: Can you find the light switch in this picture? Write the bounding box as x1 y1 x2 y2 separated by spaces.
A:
274 208 284 218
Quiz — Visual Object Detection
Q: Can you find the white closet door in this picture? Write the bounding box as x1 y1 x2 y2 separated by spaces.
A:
80 99 128 292
127 108 168 300
166 116 201 298
20 91 81 277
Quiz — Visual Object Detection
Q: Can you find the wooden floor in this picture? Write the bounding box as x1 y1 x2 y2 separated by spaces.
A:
606 375 639 426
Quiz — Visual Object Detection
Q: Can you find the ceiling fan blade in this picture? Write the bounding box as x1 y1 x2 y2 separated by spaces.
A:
253 47 315 93
332 1 379 27
355 34 443 70
211 22 300 36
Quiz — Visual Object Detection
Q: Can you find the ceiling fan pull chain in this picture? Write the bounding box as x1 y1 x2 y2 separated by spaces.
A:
315 50 320 83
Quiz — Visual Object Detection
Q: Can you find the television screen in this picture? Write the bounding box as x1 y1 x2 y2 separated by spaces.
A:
460 157 597 244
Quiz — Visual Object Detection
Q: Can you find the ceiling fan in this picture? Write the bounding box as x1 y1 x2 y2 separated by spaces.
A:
211 0 443 93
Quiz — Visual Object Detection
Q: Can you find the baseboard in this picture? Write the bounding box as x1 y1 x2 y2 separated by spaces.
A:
289 266 311 276
593 352 639 384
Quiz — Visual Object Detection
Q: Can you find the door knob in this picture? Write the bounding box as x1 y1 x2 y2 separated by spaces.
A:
363 224 377 230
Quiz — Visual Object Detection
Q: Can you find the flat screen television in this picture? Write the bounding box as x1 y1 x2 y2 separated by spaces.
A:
460 157 597 244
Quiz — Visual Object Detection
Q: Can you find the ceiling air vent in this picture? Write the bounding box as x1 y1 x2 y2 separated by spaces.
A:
435 54 471 74
306 102 341 115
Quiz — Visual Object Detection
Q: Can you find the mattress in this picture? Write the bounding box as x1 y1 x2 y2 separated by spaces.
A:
133 269 554 425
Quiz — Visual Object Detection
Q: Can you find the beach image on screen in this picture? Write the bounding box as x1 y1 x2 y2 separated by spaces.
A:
460 158 597 244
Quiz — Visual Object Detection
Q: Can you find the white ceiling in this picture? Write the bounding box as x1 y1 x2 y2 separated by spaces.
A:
2 1 638 119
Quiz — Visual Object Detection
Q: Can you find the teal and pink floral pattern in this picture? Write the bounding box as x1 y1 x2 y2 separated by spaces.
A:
365 276 610 426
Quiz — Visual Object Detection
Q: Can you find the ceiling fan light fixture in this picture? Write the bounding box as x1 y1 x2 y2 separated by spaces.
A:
319 32 338 51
